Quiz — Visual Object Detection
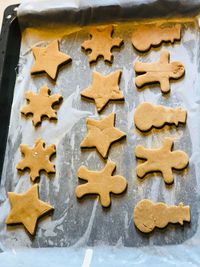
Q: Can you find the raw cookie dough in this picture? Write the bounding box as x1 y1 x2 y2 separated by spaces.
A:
135 138 189 184
134 102 187 132
76 161 127 208
31 40 72 80
16 138 56 182
81 25 123 63
134 199 190 233
81 70 124 112
6 184 54 236
21 85 62 127
132 24 181 52
80 113 126 158
134 50 185 93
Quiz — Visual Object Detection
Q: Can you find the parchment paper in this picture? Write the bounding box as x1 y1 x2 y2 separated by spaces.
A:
1 0 200 266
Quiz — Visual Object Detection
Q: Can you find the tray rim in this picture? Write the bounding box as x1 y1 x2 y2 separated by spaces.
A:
0 4 21 180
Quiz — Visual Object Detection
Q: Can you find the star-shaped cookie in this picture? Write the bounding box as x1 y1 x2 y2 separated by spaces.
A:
16 138 56 182
81 70 124 112
6 184 54 236
80 113 126 158
31 40 72 80
81 25 123 63
21 85 62 127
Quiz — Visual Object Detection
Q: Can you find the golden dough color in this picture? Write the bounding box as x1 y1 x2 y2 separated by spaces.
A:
80 113 126 158
81 25 123 63
134 102 187 132
134 50 185 94
134 199 190 233
81 70 124 112
6 184 54 236
76 161 127 208
132 24 181 52
21 85 62 127
31 40 71 80
16 138 56 182
135 138 189 184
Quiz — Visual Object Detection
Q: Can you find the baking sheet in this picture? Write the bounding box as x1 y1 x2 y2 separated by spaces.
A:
0 19 198 246
1 0 200 266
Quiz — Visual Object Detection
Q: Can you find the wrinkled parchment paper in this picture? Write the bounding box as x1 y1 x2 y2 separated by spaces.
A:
1 0 200 266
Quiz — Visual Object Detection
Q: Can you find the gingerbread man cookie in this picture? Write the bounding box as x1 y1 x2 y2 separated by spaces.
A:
76 161 127 208
16 138 56 182
134 50 185 93
21 85 62 127
81 25 123 63
81 70 124 112
134 199 190 233
135 138 189 184
80 113 126 158
132 24 181 52
134 102 187 132
31 40 72 80
6 184 54 236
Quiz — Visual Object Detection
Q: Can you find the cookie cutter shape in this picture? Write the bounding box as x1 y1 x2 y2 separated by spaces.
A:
21 85 62 127
16 138 56 182
31 40 72 80
76 161 127 208
80 113 126 158
132 24 181 52
81 25 123 63
135 138 189 184
6 184 54 236
134 50 185 93
81 70 124 112
134 199 190 233
134 102 187 132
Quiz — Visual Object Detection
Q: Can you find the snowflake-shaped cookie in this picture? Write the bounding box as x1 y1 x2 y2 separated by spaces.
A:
21 85 62 126
16 139 56 182
81 25 123 63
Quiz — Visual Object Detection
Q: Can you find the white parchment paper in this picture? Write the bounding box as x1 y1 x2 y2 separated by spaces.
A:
1 0 200 266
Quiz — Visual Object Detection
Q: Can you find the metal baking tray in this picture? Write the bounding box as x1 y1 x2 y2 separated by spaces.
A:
0 1 200 266
0 5 21 180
